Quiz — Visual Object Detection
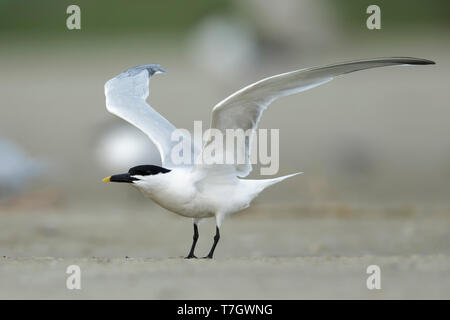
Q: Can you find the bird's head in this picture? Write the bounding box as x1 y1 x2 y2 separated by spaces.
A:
102 165 171 184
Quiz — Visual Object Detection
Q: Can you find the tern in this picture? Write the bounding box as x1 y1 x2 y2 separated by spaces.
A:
102 57 434 258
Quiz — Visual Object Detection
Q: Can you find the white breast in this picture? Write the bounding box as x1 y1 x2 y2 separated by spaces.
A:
133 168 254 219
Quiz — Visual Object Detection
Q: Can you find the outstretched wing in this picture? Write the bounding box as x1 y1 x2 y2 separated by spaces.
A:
104 64 195 169
198 57 434 177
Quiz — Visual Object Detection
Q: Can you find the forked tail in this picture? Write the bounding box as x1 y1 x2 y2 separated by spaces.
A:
242 172 303 196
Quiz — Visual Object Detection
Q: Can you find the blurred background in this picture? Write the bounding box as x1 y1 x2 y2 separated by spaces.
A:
0 0 449 299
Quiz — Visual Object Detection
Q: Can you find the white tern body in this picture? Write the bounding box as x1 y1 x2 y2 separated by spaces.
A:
102 57 434 258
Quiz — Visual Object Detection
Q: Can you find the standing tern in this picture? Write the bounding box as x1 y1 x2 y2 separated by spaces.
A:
102 57 434 258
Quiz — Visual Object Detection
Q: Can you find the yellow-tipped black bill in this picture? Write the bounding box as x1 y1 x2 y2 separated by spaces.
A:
103 173 138 183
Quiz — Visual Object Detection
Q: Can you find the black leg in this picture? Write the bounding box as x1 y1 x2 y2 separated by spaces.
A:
185 223 199 259
204 226 220 259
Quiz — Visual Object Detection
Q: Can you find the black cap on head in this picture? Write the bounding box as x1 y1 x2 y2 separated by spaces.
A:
128 165 171 176
103 165 171 183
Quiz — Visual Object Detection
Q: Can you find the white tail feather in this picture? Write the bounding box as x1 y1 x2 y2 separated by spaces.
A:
242 172 303 196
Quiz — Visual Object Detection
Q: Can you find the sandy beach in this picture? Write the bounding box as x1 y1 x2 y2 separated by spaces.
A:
1 202 449 299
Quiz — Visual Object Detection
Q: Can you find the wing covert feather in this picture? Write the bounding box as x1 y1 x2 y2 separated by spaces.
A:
199 57 434 177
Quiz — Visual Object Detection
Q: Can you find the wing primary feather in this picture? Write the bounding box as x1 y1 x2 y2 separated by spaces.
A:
199 57 435 177
104 64 198 169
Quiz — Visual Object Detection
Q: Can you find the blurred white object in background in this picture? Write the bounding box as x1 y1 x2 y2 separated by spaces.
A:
0 139 46 197
187 15 259 78
95 124 161 173
235 0 339 54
